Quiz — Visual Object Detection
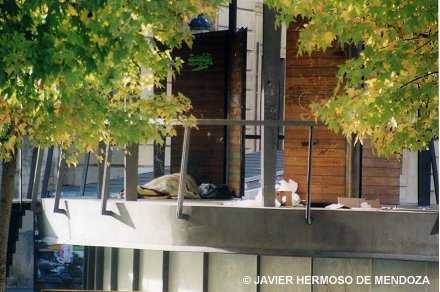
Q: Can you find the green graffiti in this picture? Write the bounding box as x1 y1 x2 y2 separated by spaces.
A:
188 53 213 71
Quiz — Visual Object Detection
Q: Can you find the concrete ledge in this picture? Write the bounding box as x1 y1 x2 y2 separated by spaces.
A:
39 198 439 262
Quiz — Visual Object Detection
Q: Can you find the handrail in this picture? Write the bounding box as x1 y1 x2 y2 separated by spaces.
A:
101 144 113 215
180 118 321 127
53 152 67 215
50 118 320 223
175 119 321 224
176 126 191 219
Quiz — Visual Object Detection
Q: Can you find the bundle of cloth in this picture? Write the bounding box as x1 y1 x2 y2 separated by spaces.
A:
136 173 234 200
137 173 201 199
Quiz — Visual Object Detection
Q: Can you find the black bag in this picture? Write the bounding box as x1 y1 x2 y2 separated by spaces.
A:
199 183 232 199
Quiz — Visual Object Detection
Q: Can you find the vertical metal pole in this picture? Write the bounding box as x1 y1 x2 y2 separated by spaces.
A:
79 152 91 196
97 141 106 199
19 148 23 205
176 127 191 219
124 144 139 201
429 140 439 203
41 146 54 198
27 147 38 199
53 152 67 214
101 144 112 215
306 126 314 224
31 147 44 210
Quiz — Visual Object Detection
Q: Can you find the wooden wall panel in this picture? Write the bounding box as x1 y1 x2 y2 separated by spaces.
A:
284 22 348 203
171 30 246 188
171 31 228 185
361 140 400 205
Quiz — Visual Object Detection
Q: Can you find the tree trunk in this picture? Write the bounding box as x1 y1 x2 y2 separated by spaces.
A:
0 154 18 292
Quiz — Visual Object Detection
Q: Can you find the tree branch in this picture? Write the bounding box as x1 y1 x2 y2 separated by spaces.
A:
399 71 438 89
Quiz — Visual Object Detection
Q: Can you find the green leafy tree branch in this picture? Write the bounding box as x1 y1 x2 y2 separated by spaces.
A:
0 0 224 290
265 0 438 157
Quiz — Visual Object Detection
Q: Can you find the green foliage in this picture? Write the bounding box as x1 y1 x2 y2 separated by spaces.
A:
265 0 438 157
0 0 224 163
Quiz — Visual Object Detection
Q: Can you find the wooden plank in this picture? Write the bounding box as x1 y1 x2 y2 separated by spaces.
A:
361 176 400 187
286 76 339 87
286 58 347 67
285 87 336 96
292 175 346 186
285 66 340 77
285 156 345 167
362 167 401 178
362 186 400 196
284 139 346 149
362 158 401 169
227 28 246 196
285 148 346 159
285 166 346 177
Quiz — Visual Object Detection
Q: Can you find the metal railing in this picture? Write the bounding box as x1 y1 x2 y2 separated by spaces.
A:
174 119 320 224
48 119 321 223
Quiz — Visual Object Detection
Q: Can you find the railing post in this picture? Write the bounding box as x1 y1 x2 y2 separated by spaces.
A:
124 143 139 201
27 147 38 199
41 146 54 198
79 152 91 196
53 151 67 215
429 140 438 203
31 147 44 211
100 144 112 215
306 126 314 224
176 126 191 219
